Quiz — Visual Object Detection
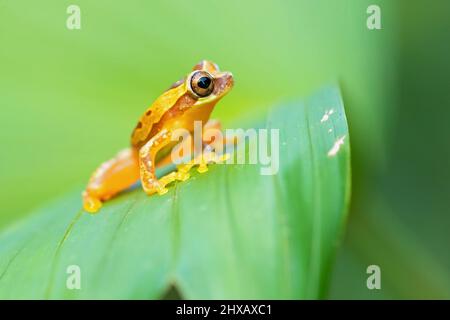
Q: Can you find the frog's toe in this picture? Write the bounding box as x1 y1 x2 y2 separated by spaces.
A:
197 164 209 173
218 153 231 162
156 186 169 195
176 171 190 181
142 179 163 196
82 191 102 214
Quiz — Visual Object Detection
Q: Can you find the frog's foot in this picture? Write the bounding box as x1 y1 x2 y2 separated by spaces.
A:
142 170 190 196
142 178 169 196
142 150 229 196
177 150 230 175
82 191 103 214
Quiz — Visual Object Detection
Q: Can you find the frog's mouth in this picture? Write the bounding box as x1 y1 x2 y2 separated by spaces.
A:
212 71 234 98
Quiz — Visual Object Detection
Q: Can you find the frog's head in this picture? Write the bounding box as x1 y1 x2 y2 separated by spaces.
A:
186 60 234 106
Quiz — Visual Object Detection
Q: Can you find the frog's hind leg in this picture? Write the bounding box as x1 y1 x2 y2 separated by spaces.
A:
82 148 140 213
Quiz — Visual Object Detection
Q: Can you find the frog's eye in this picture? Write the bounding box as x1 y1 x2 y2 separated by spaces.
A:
190 71 214 97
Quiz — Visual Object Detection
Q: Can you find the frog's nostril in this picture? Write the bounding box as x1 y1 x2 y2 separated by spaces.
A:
225 72 234 86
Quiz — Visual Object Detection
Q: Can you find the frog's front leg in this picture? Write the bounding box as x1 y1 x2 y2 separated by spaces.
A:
139 129 185 195
174 119 234 175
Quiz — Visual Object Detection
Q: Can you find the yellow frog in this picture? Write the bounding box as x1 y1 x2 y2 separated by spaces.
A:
82 60 234 213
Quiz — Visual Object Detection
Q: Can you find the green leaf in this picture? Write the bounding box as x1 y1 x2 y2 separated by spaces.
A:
0 85 350 299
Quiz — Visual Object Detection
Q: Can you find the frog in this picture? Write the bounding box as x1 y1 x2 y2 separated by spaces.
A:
82 60 234 213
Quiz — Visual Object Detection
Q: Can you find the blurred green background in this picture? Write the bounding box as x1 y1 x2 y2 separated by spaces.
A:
0 0 449 299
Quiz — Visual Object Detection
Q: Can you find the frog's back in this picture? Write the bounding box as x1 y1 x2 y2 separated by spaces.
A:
131 83 188 148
